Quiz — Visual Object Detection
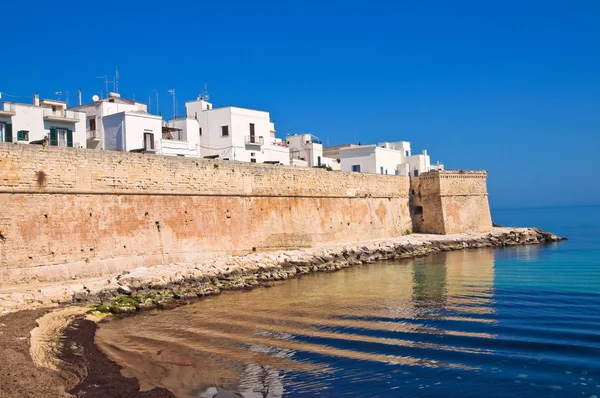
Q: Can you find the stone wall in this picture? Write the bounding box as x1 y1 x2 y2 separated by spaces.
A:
411 171 493 234
0 143 411 284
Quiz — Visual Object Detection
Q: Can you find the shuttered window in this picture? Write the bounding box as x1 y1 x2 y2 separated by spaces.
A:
49 128 58 146
67 129 73 147
4 124 12 142
17 130 29 141
221 125 229 136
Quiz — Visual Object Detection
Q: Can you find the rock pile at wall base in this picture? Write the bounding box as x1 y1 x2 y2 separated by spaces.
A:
76 228 565 315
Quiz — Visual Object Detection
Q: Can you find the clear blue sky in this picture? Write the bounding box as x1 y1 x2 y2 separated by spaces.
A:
2 0 599 209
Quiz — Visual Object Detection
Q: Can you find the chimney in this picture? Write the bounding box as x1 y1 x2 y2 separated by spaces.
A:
78 88 82 106
33 94 39 106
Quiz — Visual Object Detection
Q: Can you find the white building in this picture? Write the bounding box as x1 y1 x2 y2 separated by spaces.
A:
102 111 163 153
286 133 340 169
339 141 443 176
0 96 85 148
70 93 149 150
162 117 201 157
173 97 290 164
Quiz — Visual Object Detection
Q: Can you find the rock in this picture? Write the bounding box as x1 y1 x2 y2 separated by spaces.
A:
156 297 178 310
112 305 137 314
117 286 133 295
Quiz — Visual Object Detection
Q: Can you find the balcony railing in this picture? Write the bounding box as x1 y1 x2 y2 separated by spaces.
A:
0 103 16 116
87 130 100 140
245 135 264 146
42 108 80 122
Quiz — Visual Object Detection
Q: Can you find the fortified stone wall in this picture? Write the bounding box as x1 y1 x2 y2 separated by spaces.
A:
0 144 412 284
411 171 493 234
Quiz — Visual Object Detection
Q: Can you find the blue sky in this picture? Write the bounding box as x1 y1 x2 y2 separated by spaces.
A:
1 0 599 209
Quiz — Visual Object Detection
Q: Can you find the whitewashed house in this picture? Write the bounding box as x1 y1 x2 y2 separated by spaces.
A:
69 93 149 150
338 141 443 176
0 96 85 147
286 133 340 169
173 97 290 164
102 111 163 152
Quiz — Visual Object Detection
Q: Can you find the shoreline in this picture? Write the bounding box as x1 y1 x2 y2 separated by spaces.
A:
0 227 565 397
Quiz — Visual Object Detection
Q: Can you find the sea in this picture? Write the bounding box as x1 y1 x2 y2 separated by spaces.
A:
96 205 600 398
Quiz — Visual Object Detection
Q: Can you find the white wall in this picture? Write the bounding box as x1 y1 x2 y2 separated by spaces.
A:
406 152 431 177
103 115 125 151
340 146 403 174
123 113 162 152
5 104 44 142
374 147 402 175
197 107 234 159
340 146 378 173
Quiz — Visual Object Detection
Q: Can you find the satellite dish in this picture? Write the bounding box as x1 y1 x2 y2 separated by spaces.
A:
92 95 100 102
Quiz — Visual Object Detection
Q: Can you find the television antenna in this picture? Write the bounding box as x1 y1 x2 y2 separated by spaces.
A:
115 67 120 93
167 89 177 119
96 75 114 97
55 91 62 100
199 81 209 101
152 90 160 115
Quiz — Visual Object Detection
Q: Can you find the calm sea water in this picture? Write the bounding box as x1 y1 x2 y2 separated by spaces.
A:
96 206 600 398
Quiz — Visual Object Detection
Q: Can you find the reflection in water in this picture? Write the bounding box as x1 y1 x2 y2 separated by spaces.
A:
96 249 498 397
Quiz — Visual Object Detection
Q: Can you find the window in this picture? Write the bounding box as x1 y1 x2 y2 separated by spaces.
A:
221 125 229 136
385 169 388 175
413 170 419 177
56 128 68 147
199 127 202 136
249 123 255 141
352 165 361 172
317 156 321 167
144 132 155 150
48 127 73 148
395 170 400 176
87 117 96 131
17 130 29 141
380 166 384 174
250 159 257 163
250 152 256 156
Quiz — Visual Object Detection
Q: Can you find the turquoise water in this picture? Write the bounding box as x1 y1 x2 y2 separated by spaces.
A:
97 206 600 397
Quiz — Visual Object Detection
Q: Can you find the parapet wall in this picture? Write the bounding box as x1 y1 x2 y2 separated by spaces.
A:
411 171 493 234
0 143 412 284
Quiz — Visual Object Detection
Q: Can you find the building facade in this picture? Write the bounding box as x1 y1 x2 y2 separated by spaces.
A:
337 141 443 176
69 93 149 150
171 97 290 164
102 111 163 152
0 96 85 148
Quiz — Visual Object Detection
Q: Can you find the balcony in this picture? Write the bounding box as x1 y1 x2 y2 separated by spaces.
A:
0 103 16 117
42 108 80 123
87 130 100 141
245 135 264 146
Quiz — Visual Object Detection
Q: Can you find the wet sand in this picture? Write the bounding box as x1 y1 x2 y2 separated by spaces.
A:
0 309 175 398
0 309 71 397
